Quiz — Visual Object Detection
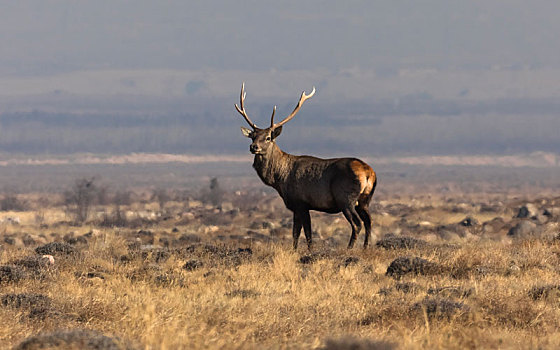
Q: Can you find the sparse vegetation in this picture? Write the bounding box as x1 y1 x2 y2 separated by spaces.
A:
1 179 560 349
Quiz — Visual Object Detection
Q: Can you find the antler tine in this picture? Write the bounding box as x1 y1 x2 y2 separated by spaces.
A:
269 105 277 128
234 82 258 129
272 87 315 129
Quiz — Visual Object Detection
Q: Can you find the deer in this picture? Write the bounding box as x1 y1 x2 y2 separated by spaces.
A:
235 83 377 250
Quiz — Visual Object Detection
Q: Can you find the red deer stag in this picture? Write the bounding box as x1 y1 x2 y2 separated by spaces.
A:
236 83 377 249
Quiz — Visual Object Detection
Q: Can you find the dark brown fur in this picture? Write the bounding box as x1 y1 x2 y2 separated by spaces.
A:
237 84 377 249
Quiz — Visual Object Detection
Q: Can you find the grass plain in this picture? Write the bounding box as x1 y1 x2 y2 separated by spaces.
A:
0 162 560 349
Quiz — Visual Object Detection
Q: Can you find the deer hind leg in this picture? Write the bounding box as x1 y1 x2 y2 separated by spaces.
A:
342 206 362 249
292 212 303 250
355 205 372 247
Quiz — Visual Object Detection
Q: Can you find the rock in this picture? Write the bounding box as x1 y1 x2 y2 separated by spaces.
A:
533 214 549 225
35 242 77 256
482 217 507 234
175 234 202 244
183 259 203 271
4 236 24 247
298 251 331 265
394 282 422 294
63 234 88 245
375 235 427 250
219 201 234 212
321 337 396 350
342 256 359 267
245 230 274 243
249 221 275 230
225 289 260 298
385 257 441 279
528 285 560 300
516 203 539 218
0 265 25 284
14 329 136 350
543 207 560 218
12 255 54 270
459 216 479 227
154 273 185 287
507 220 540 239
427 286 473 298
437 224 470 238
1 293 51 309
411 297 469 319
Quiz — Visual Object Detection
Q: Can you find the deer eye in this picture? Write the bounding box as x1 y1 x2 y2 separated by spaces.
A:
265 136 271 142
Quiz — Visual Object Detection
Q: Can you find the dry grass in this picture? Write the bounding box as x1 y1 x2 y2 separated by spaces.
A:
1 191 560 349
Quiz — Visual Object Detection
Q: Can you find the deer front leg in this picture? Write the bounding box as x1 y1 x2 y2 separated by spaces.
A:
300 210 313 251
292 212 303 250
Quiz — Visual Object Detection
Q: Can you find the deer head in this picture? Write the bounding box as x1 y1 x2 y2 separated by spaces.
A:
235 83 315 155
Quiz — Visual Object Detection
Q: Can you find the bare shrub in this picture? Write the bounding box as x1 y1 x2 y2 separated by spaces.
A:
200 177 224 206
0 192 27 211
64 177 98 224
151 188 170 212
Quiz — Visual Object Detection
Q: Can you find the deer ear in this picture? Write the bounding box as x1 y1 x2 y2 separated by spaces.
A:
272 126 282 139
240 127 253 138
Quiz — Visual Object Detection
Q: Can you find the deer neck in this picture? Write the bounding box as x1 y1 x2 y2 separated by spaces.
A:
252 143 292 189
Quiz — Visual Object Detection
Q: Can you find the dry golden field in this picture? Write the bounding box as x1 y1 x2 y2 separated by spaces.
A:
1 175 560 349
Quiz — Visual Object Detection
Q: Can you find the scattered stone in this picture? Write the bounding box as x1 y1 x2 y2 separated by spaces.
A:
507 220 540 239
342 256 359 267
35 242 77 256
298 251 331 265
375 234 427 250
249 220 275 230
0 265 25 284
528 285 560 300
154 273 185 287
459 216 479 227
3 236 24 247
219 201 234 212
321 337 395 350
14 329 136 350
427 286 473 298
411 297 469 320
225 289 260 298
175 234 202 244
183 259 203 271
299 255 315 264
22 234 37 246
386 257 441 279
1 293 51 309
395 282 422 294
136 229 154 236
516 203 539 218
544 207 560 218
12 255 55 270
63 233 88 245
482 217 507 234
75 271 106 280
437 224 470 239
245 230 274 243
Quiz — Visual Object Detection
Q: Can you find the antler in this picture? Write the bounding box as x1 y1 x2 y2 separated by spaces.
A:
271 87 315 129
235 82 258 129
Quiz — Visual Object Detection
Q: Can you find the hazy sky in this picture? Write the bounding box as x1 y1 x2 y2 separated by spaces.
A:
2 1 559 75
1 1 560 103
1 1 559 157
